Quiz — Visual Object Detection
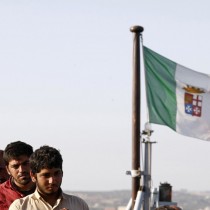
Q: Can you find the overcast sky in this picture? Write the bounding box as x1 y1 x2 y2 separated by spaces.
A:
1 0 210 193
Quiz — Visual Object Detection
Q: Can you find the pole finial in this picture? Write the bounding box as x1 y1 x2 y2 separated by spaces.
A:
130 25 144 33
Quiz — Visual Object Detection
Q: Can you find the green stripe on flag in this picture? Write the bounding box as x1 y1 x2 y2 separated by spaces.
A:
144 46 177 130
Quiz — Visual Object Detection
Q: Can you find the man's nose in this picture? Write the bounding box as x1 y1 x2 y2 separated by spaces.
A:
18 164 27 172
48 176 55 183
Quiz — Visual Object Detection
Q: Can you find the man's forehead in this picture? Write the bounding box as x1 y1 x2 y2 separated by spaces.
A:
39 168 62 173
8 155 30 164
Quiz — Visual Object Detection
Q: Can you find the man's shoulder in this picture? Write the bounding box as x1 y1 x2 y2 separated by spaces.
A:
0 179 10 189
62 193 89 209
63 192 85 201
0 180 21 210
9 193 35 210
13 193 34 202
0 180 12 196
0 179 21 197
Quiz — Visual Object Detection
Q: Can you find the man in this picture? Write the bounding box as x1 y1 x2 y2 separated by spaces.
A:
9 145 89 210
0 150 10 184
0 141 35 210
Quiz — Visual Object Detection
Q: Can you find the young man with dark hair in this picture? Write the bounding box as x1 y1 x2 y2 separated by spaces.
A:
0 150 10 184
0 141 35 210
9 145 89 210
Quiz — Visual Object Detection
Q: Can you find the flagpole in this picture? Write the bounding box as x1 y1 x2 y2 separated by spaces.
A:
130 25 144 209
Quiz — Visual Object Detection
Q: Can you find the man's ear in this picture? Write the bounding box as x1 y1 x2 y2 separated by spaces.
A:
30 171 37 183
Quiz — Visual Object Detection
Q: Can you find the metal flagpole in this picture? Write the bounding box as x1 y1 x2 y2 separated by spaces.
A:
143 136 155 210
130 25 144 209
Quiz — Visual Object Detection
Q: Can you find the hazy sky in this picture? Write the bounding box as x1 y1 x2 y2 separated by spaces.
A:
1 0 210 193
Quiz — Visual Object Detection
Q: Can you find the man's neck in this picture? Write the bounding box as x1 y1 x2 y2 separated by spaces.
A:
38 189 61 207
11 178 35 194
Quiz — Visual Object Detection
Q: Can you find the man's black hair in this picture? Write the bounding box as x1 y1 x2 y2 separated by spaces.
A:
3 141 33 165
30 145 63 174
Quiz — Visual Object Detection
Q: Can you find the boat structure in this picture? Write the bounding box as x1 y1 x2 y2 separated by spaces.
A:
126 124 182 210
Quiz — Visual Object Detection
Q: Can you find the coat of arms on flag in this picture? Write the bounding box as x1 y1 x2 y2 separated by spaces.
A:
183 85 205 117
184 93 202 117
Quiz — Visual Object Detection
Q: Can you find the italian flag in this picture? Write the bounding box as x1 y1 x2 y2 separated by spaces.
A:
144 46 210 141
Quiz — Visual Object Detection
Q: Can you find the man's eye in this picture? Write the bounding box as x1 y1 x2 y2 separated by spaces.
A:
42 174 50 178
12 165 19 169
55 171 62 176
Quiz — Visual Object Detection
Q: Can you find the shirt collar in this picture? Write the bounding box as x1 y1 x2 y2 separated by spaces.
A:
34 188 65 200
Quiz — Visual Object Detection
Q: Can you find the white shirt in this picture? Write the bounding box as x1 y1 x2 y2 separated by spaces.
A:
9 189 89 210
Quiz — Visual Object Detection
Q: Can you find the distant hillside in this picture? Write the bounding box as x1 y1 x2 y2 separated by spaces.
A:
65 190 210 210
